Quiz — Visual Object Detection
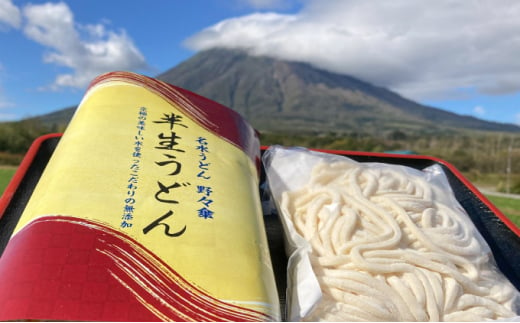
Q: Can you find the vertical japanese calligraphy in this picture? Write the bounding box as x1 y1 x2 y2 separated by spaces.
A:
121 106 147 229
144 112 189 237
195 137 214 219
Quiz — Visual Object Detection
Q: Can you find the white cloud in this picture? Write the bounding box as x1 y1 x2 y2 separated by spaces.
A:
516 113 520 126
22 2 148 90
0 0 21 29
185 13 298 53
185 0 520 102
473 106 485 116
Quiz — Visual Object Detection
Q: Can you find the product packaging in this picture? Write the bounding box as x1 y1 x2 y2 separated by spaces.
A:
0 72 280 321
263 145 520 321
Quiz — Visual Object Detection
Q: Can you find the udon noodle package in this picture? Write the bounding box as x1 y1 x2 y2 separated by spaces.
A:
0 72 280 321
263 145 520 321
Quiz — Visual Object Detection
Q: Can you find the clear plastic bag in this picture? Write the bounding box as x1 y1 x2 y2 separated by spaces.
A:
263 145 520 321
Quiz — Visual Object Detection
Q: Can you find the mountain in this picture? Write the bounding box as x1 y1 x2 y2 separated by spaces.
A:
21 48 520 134
30 106 76 129
156 48 520 134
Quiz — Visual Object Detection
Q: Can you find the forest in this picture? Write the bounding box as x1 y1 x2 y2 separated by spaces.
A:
0 119 60 165
259 130 520 194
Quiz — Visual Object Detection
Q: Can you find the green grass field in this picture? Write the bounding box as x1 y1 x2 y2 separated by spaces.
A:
485 195 520 229
0 167 16 196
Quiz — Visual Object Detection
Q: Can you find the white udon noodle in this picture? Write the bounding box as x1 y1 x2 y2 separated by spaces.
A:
280 160 519 321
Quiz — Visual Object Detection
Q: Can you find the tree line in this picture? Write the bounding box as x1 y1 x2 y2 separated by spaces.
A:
259 130 520 194
0 119 518 193
0 119 64 164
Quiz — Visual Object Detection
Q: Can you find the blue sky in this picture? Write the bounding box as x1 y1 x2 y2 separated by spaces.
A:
0 0 519 125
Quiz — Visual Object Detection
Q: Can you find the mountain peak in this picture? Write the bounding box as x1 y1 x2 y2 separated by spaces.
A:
157 48 520 134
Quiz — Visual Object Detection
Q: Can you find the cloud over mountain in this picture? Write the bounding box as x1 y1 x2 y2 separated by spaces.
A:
185 0 520 102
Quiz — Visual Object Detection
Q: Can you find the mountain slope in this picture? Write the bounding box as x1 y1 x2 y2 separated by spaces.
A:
157 48 520 133
30 106 76 129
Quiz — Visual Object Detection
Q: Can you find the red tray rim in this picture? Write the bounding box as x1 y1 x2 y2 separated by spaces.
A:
0 133 63 218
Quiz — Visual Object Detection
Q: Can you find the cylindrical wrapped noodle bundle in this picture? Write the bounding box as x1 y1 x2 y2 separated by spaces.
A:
0 72 280 321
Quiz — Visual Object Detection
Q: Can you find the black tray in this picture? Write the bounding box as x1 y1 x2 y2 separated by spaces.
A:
1 134 520 320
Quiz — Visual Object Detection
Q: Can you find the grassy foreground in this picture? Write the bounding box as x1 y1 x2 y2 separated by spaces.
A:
485 195 520 229
0 167 16 196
